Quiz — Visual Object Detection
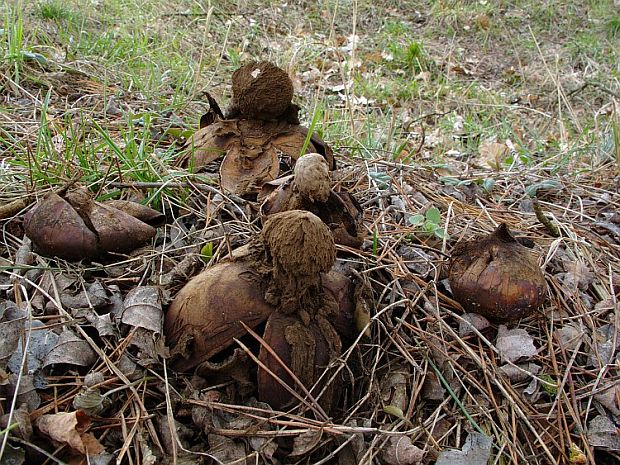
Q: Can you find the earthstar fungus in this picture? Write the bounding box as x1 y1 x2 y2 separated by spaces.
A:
260 153 363 247
164 210 352 411
24 190 158 260
179 62 334 197
448 223 547 321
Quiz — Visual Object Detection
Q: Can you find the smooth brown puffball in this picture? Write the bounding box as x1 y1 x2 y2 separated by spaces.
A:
448 223 547 321
294 153 331 203
260 210 335 278
231 61 294 121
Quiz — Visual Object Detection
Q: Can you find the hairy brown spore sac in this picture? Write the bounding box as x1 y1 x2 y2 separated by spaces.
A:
260 210 337 317
261 210 336 278
448 223 547 321
231 61 294 121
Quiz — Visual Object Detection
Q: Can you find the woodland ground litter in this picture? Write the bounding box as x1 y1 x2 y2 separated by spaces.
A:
0 1 619 464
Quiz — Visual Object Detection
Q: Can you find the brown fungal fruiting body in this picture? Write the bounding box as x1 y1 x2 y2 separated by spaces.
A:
164 210 352 411
178 64 334 196
164 260 353 375
260 210 336 316
231 61 294 121
164 261 275 373
259 155 364 248
258 313 341 411
257 211 342 410
261 210 335 278
24 191 158 260
24 193 98 260
448 223 547 321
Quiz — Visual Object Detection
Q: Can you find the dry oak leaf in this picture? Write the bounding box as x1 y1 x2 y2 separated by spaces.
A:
475 139 509 170
436 432 493 465
121 286 163 333
42 328 97 368
587 415 620 451
381 436 425 465
0 304 25 368
35 410 105 455
496 325 537 363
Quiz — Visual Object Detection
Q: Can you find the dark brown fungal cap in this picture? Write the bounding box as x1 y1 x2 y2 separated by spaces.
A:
231 61 294 121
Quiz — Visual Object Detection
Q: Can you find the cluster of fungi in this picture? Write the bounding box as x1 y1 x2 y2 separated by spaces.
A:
167 61 364 411
22 61 548 420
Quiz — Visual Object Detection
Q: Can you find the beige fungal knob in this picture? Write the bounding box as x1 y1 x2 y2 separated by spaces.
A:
294 153 331 203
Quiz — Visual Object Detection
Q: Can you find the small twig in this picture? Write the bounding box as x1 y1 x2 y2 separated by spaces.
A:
566 81 620 101
532 198 560 237
0 198 29 220
0 173 82 220
160 12 212 17
108 181 248 205
585 80 620 100
404 110 452 129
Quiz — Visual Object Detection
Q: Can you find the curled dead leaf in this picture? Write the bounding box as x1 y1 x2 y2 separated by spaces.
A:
381 436 425 465
587 415 620 451
496 325 537 363
43 329 98 368
35 410 105 455
436 432 493 465
0 304 25 368
121 286 163 333
475 139 509 170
